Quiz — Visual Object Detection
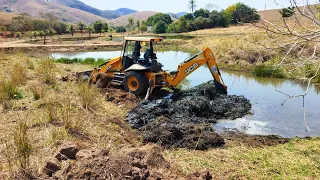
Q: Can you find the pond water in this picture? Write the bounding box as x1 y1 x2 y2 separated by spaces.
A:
52 51 320 138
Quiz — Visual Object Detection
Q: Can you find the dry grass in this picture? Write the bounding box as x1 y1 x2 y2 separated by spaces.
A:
29 82 45 100
9 63 27 86
165 138 320 179
0 61 26 109
13 120 32 171
0 52 319 179
36 57 57 85
77 81 98 110
0 53 137 178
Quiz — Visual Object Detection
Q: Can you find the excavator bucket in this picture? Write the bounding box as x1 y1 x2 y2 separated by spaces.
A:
214 80 227 95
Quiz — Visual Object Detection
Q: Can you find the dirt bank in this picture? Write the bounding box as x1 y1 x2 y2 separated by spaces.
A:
126 81 252 150
41 143 212 179
0 43 122 52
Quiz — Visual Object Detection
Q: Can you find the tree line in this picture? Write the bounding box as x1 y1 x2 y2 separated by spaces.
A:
146 2 260 34
0 13 127 40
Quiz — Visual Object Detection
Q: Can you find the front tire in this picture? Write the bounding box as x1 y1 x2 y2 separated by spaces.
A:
123 71 148 96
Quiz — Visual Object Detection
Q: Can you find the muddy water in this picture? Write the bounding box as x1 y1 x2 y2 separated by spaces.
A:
52 51 320 138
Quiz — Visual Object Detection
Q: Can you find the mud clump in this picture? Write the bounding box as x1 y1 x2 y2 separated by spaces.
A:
43 145 173 179
127 81 252 150
221 131 290 147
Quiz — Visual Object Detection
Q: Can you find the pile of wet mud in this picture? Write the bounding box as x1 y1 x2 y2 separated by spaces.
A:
126 81 252 150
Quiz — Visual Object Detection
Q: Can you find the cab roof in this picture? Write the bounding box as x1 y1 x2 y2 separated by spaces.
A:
124 37 163 42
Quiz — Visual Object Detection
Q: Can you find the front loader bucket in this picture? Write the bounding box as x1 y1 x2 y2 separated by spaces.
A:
75 70 92 82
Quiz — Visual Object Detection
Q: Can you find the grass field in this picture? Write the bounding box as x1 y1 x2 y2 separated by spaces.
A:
0 52 319 179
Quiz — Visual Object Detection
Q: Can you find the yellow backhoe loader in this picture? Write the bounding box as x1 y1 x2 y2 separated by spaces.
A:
80 37 227 99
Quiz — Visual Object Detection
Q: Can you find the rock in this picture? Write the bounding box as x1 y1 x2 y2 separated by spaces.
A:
61 75 69 82
55 142 80 161
202 171 213 180
76 149 109 160
43 159 61 177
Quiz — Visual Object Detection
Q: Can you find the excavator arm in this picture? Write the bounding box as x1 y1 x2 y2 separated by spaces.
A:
165 47 227 93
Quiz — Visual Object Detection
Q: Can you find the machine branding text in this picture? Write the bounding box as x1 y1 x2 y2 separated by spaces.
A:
185 63 199 74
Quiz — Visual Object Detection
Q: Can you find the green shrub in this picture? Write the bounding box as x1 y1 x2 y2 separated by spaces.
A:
94 58 109 66
55 57 109 67
82 57 96 65
0 80 23 100
56 57 81 64
252 65 285 78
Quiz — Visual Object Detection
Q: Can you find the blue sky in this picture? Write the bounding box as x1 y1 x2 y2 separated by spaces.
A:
79 0 318 13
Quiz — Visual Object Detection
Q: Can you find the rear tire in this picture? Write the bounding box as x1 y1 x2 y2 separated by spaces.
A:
123 71 148 96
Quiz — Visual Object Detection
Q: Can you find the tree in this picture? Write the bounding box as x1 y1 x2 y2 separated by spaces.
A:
177 16 189 32
38 31 44 39
139 24 147 34
183 13 194 21
78 22 85 37
152 20 167 34
8 14 33 32
146 13 172 26
93 20 103 34
230 3 260 24
69 25 75 37
128 17 134 31
0 26 7 32
279 7 295 18
136 20 141 29
48 29 55 38
220 11 232 28
15 32 21 39
167 22 179 33
32 31 38 39
194 8 210 18
53 22 67 35
38 13 58 45
87 25 94 37
103 22 108 33
108 27 115 34
188 0 197 16
115 26 126 33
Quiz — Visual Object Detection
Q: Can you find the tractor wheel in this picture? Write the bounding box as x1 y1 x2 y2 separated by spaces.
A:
123 71 148 96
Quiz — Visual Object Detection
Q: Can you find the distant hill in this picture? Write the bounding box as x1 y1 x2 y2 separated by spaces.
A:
51 0 119 19
51 0 137 19
110 11 178 27
0 0 108 24
114 8 137 16
258 5 318 22
0 12 18 26
176 12 188 18
0 0 137 24
109 11 159 26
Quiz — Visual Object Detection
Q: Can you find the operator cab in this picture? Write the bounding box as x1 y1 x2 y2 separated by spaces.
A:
122 37 163 72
